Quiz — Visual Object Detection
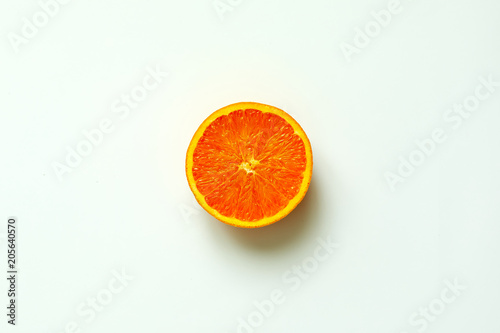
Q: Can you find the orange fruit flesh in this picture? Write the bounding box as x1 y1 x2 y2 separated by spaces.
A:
186 102 312 228
192 109 307 222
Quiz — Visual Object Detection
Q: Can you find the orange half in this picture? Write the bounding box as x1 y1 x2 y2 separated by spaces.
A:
185 102 313 228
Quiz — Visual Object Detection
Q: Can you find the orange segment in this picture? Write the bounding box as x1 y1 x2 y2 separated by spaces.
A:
186 102 313 228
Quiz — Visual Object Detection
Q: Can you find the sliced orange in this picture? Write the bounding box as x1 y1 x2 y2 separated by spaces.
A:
185 102 313 228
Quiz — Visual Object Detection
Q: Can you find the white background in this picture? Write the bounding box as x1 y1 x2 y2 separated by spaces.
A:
1 0 500 332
